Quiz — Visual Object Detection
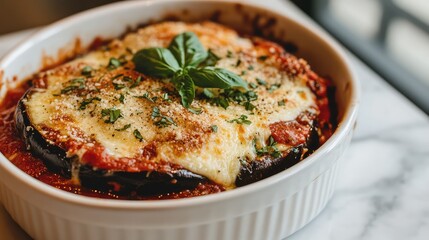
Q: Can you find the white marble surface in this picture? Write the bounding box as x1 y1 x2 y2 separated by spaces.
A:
289 57 429 240
1 1 429 239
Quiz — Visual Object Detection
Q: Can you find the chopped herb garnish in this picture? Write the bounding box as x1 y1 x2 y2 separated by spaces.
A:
249 82 258 89
258 55 268 61
235 59 242 67
119 94 125 103
239 158 248 166
205 88 257 111
136 92 157 103
132 32 247 109
101 108 122 124
241 70 247 76
268 84 281 92
70 78 85 85
107 58 122 70
118 55 128 65
212 97 230 109
113 83 126 90
79 97 101 110
115 124 131 131
154 116 176 128
256 78 281 92
248 65 254 70
278 100 285 106
162 93 171 102
112 74 124 80
203 88 215 98
211 125 218 133
130 76 142 88
61 78 85 94
151 107 177 128
244 102 256 111
217 98 230 109
228 115 252 125
255 136 281 158
256 78 267 86
268 135 276 146
189 107 202 115
272 148 282 158
246 91 258 101
226 50 233 58
133 129 143 141
81 66 93 77
151 106 161 118
122 76 133 82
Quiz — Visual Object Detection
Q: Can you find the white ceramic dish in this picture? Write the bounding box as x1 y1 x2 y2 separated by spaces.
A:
0 1 359 239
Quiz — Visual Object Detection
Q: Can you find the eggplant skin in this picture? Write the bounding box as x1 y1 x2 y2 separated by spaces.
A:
236 147 303 187
79 166 207 195
14 90 207 194
15 90 73 178
235 124 320 187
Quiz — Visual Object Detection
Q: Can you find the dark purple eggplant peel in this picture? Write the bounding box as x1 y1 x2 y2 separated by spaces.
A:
15 89 319 194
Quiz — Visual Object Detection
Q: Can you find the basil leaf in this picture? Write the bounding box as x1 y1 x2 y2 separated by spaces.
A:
199 49 220 67
168 32 208 67
174 74 195 108
132 48 180 78
188 67 248 89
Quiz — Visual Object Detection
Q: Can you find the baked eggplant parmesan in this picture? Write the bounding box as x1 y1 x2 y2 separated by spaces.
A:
10 21 335 198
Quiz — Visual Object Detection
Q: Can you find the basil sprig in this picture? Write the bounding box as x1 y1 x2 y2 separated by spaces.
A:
132 32 248 108
174 74 195 108
168 31 208 67
132 48 180 78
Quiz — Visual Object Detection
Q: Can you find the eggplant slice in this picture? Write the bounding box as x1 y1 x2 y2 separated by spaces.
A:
15 90 207 194
15 91 73 178
236 125 319 187
15 88 320 194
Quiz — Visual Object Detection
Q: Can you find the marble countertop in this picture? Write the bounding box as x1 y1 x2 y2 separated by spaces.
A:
1 1 428 239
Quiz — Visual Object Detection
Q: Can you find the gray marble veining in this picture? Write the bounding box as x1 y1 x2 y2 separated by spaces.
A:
288 57 429 240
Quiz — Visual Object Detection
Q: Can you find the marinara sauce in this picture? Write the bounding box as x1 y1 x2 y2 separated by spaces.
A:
0 83 222 200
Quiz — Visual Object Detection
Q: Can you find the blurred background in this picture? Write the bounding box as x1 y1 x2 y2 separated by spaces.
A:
0 0 428 113
291 0 429 114
0 0 121 34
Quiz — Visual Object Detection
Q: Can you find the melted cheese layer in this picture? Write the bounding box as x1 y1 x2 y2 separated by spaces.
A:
26 22 317 188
